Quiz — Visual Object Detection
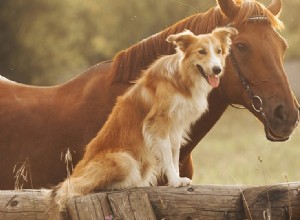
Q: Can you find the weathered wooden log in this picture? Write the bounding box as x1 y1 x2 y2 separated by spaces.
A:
0 189 50 220
67 190 156 220
242 182 300 220
1 183 300 220
67 193 113 220
68 185 245 220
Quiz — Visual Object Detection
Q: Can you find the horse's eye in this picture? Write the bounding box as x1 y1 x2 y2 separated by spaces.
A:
217 48 222 54
235 43 247 52
199 49 206 55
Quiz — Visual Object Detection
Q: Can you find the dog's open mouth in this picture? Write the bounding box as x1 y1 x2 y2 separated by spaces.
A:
196 64 220 88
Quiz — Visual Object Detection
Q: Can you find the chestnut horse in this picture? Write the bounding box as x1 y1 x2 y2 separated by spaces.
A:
0 0 298 189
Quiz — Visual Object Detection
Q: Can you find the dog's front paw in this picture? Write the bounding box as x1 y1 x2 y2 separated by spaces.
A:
168 177 192 187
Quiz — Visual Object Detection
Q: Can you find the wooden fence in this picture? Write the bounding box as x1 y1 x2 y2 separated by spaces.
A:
1 182 300 220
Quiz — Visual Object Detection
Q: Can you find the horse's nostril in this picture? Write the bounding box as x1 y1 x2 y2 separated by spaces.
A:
274 105 288 122
212 66 222 75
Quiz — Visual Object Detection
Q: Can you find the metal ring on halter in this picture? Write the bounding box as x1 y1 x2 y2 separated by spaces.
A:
251 95 263 112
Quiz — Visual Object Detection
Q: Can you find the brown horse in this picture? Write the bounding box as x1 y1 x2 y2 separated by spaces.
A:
0 0 298 189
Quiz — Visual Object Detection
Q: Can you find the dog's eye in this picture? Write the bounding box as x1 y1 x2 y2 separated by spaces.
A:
198 49 206 55
217 48 222 54
235 43 247 52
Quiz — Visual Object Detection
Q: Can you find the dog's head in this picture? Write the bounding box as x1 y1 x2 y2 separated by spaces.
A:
167 27 238 88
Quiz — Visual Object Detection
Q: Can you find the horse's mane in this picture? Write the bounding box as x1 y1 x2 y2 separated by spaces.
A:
109 0 284 83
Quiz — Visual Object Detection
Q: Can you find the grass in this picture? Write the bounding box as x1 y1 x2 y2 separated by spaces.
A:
13 157 33 190
192 107 300 186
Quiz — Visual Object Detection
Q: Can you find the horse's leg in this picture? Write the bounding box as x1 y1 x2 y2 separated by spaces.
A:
179 154 194 179
179 91 228 179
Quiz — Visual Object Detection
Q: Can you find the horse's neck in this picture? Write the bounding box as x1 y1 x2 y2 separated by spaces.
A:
108 33 174 84
110 9 228 84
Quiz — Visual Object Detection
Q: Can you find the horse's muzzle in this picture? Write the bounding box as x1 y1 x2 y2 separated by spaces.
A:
265 104 299 142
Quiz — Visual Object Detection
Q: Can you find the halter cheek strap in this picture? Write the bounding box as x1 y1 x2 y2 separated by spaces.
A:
219 16 270 132
221 16 268 113
229 48 264 113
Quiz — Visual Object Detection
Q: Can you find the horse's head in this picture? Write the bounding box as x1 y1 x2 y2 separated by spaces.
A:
218 0 299 141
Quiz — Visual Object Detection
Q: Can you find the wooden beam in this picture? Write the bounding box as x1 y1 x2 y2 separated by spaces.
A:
67 185 245 220
108 189 156 220
242 182 300 219
139 185 245 220
67 193 113 220
0 189 50 220
1 183 300 220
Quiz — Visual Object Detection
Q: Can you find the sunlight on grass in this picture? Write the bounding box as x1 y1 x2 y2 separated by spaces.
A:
192 107 300 186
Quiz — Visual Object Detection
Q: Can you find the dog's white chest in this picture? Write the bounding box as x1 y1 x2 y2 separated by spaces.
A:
140 82 210 124
171 85 211 125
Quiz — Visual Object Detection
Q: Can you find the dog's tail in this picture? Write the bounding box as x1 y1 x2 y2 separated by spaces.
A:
43 151 149 219
41 187 64 220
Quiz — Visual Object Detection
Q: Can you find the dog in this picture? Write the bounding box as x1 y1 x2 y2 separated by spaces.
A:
49 26 237 214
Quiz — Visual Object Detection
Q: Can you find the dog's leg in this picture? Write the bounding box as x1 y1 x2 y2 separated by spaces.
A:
170 133 185 176
143 90 191 187
159 137 192 187
144 126 191 187
173 148 180 176
171 142 181 176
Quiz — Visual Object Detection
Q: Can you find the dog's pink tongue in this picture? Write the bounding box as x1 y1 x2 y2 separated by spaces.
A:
208 75 220 88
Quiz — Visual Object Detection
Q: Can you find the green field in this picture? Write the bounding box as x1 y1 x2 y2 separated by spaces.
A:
191 107 300 186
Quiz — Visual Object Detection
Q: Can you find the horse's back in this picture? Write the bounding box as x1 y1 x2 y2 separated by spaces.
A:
0 60 121 189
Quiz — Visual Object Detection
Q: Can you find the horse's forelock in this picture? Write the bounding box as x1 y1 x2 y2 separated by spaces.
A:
233 0 284 30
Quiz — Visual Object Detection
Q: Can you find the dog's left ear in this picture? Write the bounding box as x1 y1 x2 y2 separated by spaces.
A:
212 27 238 45
167 30 196 52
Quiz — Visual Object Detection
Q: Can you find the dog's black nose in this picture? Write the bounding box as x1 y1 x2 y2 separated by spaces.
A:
212 66 222 75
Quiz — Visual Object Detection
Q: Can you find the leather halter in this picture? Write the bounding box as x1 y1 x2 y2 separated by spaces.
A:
220 16 298 141
219 16 272 137
220 16 269 114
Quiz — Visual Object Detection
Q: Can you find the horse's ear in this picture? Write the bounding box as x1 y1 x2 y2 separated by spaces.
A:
167 30 195 52
267 0 282 17
216 0 239 20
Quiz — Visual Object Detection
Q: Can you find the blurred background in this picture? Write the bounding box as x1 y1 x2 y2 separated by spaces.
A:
0 0 299 185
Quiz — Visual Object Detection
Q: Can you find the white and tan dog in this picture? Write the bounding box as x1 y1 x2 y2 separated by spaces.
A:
50 27 237 213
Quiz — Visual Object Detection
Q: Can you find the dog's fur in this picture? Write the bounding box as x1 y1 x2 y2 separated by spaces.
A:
49 27 237 214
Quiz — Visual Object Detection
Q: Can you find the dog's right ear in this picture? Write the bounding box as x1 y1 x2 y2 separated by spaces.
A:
167 30 195 52
212 27 238 45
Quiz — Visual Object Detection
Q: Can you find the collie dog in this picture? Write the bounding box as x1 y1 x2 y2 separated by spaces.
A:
50 27 237 213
